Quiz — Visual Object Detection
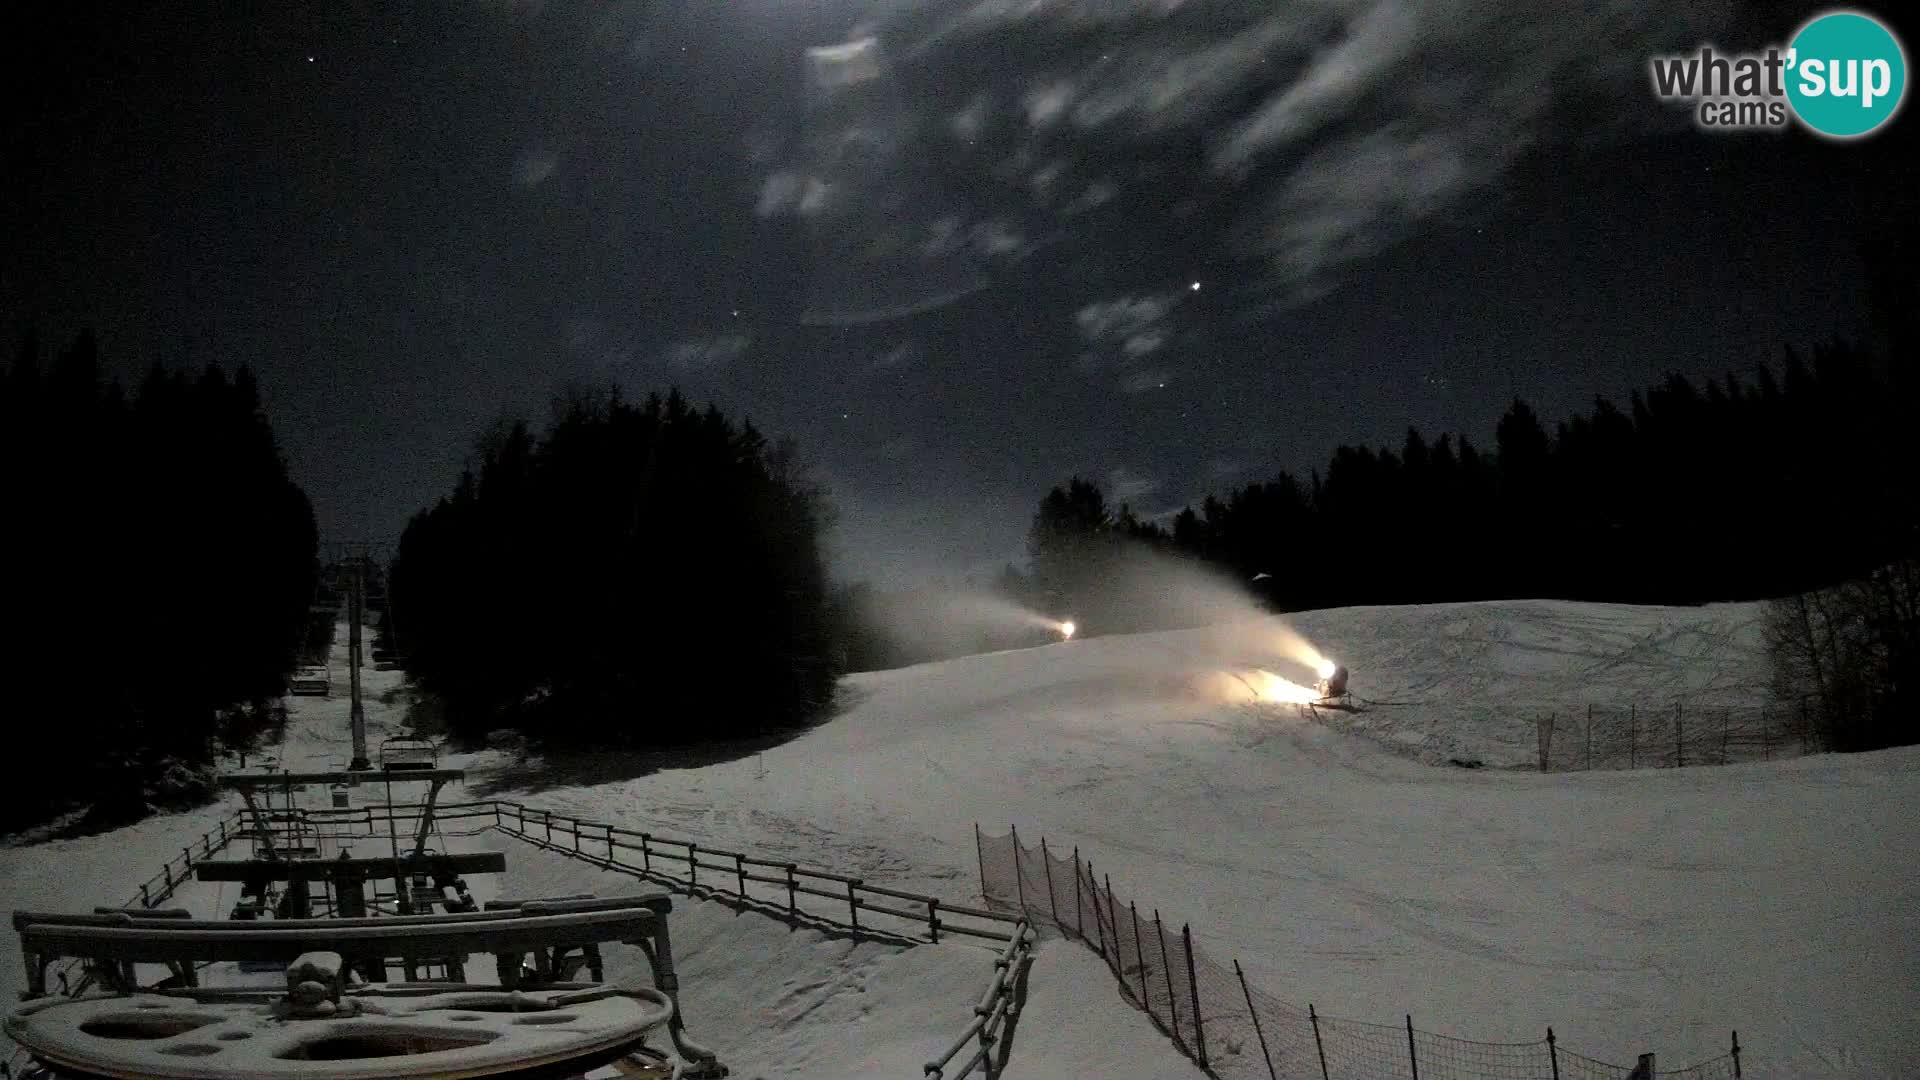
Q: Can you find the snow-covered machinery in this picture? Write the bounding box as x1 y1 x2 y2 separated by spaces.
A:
8 894 729 1079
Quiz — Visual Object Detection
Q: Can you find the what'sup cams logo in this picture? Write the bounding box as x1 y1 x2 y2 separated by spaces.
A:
1650 10 1907 138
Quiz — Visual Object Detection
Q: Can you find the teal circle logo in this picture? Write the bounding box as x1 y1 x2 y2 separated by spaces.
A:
1786 11 1907 138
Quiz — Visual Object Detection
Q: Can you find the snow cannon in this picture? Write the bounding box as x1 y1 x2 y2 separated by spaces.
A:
1322 664 1349 700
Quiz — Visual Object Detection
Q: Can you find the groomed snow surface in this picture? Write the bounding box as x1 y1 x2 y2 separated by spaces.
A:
5 599 1917 1078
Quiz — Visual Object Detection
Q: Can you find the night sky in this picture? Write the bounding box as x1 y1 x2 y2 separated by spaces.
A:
4 1 1912 584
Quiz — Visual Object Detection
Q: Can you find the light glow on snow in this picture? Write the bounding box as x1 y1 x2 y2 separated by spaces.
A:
1250 668 1321 704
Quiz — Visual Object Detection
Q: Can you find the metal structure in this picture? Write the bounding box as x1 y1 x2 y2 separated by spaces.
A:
9 894 726 1079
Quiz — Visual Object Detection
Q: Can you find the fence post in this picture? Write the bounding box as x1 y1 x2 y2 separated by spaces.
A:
1087 861 1109 958
183 845 193 869
1154 910 1182 1051
1630 704 1637 768
640 833 652 873
1237 961 1279 1080
785 864 798 922
544 810 553 845
1308 1002 1330 1080
1129 902 1150 1009
1676 701 1685 767
140 882 150 908
1009 826 1027 914
218 819 227 848
572 819 581 854
687 842 698 889
1072 846 1084 942
1183 924 1206 1067
1406 1014 1422 1079
928 898 941 943
974 824 987 901
1731 1030 1741 1078
1548 1027 1560 1080
606 824 615 865
847 880 860 930
1040 838 1059 926
1105 875 1122 982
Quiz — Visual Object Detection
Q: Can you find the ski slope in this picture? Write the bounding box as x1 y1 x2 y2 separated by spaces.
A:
4 600 1916 1078
497 599 1918 1079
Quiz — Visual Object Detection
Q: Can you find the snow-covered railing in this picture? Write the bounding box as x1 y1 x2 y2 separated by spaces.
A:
921 919 1035 1080
13 805 250 1066
488 801 1023 945
978 824 1747 1080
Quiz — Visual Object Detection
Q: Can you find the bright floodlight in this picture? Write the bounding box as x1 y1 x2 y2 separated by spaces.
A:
1059 620 1076 640
1315 657 1336 680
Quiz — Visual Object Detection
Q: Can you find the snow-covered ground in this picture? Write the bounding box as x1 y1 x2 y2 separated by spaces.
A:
5 600 1917 1078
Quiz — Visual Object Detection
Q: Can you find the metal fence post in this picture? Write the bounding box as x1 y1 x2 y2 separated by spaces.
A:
1105 875 1122 982
687 843 698 889
140 882 150 908
640 833 651 873
1183 924 1206 1067
606 824 615 865
1129 902 1149 1010
572 819 581 853
1009 826 1027 914
1154 910 1182 1051
1309 1003 1330 1080
1406 1015 1420 1080
1237 961 1279 1080
1548 1027 1560 1080
974 823 987 901
785 864 798 921
544 810 553 844
928 898 941 943
1040 838 1059 925
1731 1030 1741 1078
1087 861 1108 958
735 853 746 897
1072 846 1084 941
847 880 860 930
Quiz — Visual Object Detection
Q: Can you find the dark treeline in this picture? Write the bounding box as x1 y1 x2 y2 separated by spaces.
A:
390 388 837 747
1135 344 1912 609
1 331 318 830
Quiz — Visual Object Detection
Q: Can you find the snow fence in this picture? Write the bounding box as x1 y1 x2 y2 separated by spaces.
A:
1533 702 1812 773
977 825 1744 1080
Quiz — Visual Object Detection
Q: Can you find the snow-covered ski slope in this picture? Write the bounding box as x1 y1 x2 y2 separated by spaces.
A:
4 600 1916 1077
500 599 1918 1079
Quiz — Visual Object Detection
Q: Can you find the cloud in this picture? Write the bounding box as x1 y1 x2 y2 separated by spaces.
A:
513 150 557 187
1075 294 1172 346
663 334 752 372
756 172 833 218
1108 466 1162 501
894 0 1724 299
